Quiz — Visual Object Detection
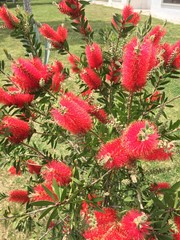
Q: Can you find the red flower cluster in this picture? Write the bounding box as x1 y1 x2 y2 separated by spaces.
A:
8 166 21 175
51 61 65 92
58 0 81 19
122 120 159 159
122 5 140 26
145 25 166 46
51 93 92 134
80 68 102 90
0 116 31 143
0 87 34 108
27 160 42 175
97 138 130 169
9 190 29 204
85 43 103 69
0 5 19 29
41 160 72 186
162 40 180 69
83 209 151 240
150 182 171 194
121 38 152 92
11 58 50 93
112 5 140 30
39 24 68 49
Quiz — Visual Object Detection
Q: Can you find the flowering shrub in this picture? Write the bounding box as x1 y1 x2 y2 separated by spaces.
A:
0 1 180 239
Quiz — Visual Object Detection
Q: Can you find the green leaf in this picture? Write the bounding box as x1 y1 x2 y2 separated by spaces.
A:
39 206 54 220
46 208 58 230
31 201 55 206
42 185 57 201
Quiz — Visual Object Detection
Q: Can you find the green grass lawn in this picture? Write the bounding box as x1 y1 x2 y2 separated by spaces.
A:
0 1 180 239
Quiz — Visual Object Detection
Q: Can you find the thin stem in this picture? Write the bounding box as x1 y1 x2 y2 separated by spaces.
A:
21 142 47 159
127 92 134 124
90 130 105 143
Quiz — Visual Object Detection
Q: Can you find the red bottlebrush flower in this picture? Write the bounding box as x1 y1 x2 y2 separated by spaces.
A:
51 61 65 92
65 92 91 112
27 160 42 175
0 87 12 105
121 38 151 92
0 87 34 107
11 58 49 93
145 25 166 46
174 216 180 231
80 68 102 90
95 208 118 226
120 210 151 240
39 24 68 48
173 233 180 240
144 147 173 161
97 138 130 169
0 5 19 29
9 190 29 204
122 120 159 159
89 107 108 124
42 160 72 186
122 5 140 26
51 95 92 134
162 41 180 69
8 166 21 175
58 0 81 19
32 183 57 202
106 60 121 83
1 116 31 143
150 182 171 193
68 54 80 73
85 43 103 69
148 91 161 103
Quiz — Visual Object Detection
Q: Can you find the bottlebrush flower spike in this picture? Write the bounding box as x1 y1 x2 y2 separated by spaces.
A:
0 116 31 144
122 120 159 159
97 138 130 169
9 190 29 204
51 61 65 92
80 68 102 90
121 38 151 92
144 147 173 161
162 40 180 69
68 54 81 73
41 160 72 186
58 0 81 19
150 182 171 193
121 210 151 240
27 160 42 175
122 5 140 26
0 87 12 105
39 24 68 49
8 166 21 175
11 58 49 93
51 94 92 134
85 43 103 69
89 107 108 124
120 210 151 240
0 5 19 29
145 25 166 46
94 207 118 226
0 87 34 107
31 183 57 202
